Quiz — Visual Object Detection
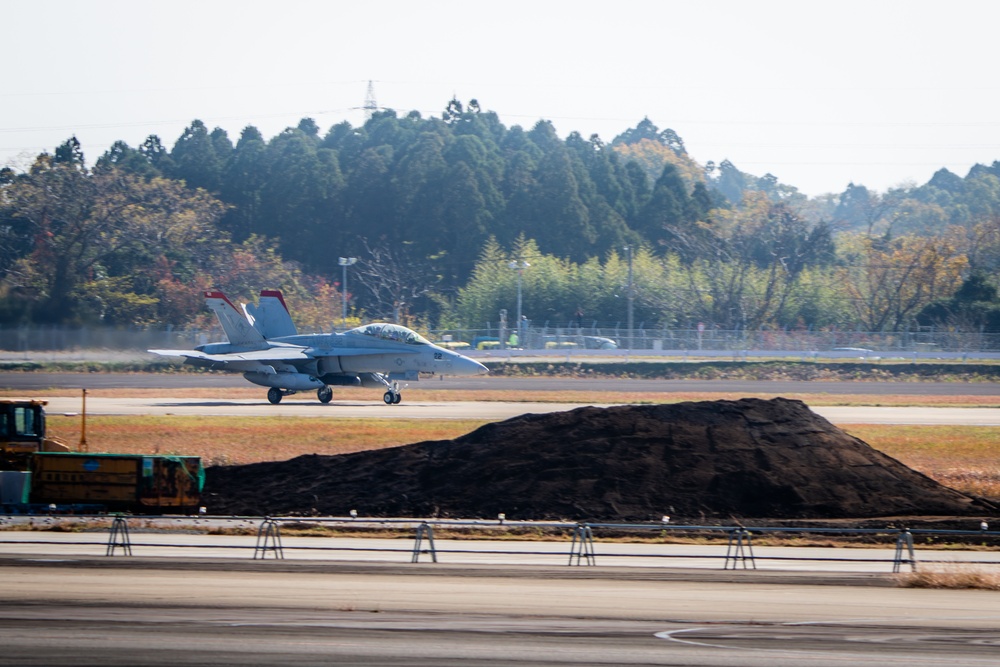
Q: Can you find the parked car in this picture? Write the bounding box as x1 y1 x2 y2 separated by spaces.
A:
582 336 618 350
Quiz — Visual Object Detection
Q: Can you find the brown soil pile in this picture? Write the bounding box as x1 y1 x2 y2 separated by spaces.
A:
203 398 994 521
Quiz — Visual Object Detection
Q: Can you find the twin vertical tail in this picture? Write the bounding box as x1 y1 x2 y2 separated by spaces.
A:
244 290 298 339
204 291 268 348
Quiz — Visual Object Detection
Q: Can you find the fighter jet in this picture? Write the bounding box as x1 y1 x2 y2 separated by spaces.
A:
149 290 488 404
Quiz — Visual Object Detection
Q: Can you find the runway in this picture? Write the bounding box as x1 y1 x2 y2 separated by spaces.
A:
1 556 999 666
29 395 1000 425
5 372 1000 424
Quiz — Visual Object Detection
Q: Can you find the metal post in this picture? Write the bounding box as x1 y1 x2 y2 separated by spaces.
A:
893 530 918 573
626 246 634 351
254 517 284 559
724 529 756 569
508 260 529 347
79 388 88 452
568 523 596 566
106 515 132 556
411 522 438 563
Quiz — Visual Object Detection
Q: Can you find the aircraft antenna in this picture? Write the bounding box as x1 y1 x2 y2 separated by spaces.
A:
363 81 378 121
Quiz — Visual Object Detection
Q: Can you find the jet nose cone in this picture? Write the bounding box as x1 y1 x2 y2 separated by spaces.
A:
453 354 489 376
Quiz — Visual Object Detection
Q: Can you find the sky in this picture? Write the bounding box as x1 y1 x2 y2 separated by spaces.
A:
2 0 999 197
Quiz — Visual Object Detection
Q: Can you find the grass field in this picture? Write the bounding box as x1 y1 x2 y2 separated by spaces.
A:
7 379 998 497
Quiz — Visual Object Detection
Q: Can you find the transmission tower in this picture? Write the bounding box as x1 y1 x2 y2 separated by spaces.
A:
363 81 378 121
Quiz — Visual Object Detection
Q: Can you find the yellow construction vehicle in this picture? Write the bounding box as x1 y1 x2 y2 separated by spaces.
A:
0 400 70 470
0 399 203 514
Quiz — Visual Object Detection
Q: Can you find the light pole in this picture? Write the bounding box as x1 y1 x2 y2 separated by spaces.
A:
508 259 529 346
625 246 634 350
338 257 357 329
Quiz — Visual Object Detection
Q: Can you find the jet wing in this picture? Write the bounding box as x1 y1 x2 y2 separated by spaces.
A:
149 348 310 363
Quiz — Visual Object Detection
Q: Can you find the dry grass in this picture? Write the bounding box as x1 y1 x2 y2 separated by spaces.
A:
896 564 1000 589
46 415 487 466
844 424 1000 498
18 385 1000 500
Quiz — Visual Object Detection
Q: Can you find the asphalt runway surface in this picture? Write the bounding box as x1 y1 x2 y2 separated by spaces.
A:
13 395 1000 425
5 371 1000 395
4 372 1000 424
1 557 999 666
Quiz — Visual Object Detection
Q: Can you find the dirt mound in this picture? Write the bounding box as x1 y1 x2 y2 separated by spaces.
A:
203 398 994 521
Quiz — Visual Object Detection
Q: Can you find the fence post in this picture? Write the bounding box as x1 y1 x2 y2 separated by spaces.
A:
254 517 284 559
724 529 756 570
106 515 132 556
568 523 596 566
411 522 438 563
893 530 918 573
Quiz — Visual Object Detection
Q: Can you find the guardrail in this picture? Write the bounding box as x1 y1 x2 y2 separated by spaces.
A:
4 515 1000 574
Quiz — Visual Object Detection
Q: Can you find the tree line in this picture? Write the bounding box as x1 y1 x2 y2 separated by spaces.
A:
3 100 1000 334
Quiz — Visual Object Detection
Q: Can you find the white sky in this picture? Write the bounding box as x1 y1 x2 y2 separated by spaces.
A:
2 0 998 197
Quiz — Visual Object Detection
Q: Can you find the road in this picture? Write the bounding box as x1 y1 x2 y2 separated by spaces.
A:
4 371 1000 395
1 557 998 666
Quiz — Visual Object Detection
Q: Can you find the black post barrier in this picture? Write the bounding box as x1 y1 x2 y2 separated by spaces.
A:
411 522 437 563
893 530 918 573
105 515 132 557
254 517 284 559
568 523 596 566
724 529 755 570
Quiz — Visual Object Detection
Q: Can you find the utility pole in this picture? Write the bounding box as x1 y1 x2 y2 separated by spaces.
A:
508 259 530 347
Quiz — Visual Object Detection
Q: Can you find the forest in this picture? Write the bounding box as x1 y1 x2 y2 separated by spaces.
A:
3 98 1000 335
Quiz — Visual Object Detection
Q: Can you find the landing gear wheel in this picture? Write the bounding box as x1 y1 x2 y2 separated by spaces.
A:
383 391 395 405
317 386 333 404
267 387 283 404
392 392 402 404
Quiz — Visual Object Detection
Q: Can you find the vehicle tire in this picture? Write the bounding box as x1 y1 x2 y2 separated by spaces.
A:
267 387 283 404
383 391 394 405
392 392 402 404
317 386 333 403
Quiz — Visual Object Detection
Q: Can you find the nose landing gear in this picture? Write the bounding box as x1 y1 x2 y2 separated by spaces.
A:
382 379 402 404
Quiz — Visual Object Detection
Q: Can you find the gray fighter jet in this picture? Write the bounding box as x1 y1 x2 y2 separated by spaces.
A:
150 290 488 404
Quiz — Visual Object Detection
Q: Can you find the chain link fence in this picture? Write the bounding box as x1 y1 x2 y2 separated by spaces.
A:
2 324 1000 357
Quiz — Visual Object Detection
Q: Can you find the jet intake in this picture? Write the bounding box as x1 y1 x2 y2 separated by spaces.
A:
243 371 325 391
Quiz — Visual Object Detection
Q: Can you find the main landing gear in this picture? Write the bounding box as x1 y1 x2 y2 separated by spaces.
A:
267 387 290 404
267 386 333 404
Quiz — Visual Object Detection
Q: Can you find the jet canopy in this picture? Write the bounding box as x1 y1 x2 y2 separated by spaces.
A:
349 323 431 346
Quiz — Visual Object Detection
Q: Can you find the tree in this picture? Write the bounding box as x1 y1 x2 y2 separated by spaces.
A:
353 239 436 324
95 141 160 179
169 120 225 192
258 127 344 271
917 273 1000 333
53 136 85 167
1 159 226 323
219 126 268 242
836 230 967 332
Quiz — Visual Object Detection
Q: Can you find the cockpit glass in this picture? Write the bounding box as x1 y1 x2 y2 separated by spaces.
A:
350 323 430 345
